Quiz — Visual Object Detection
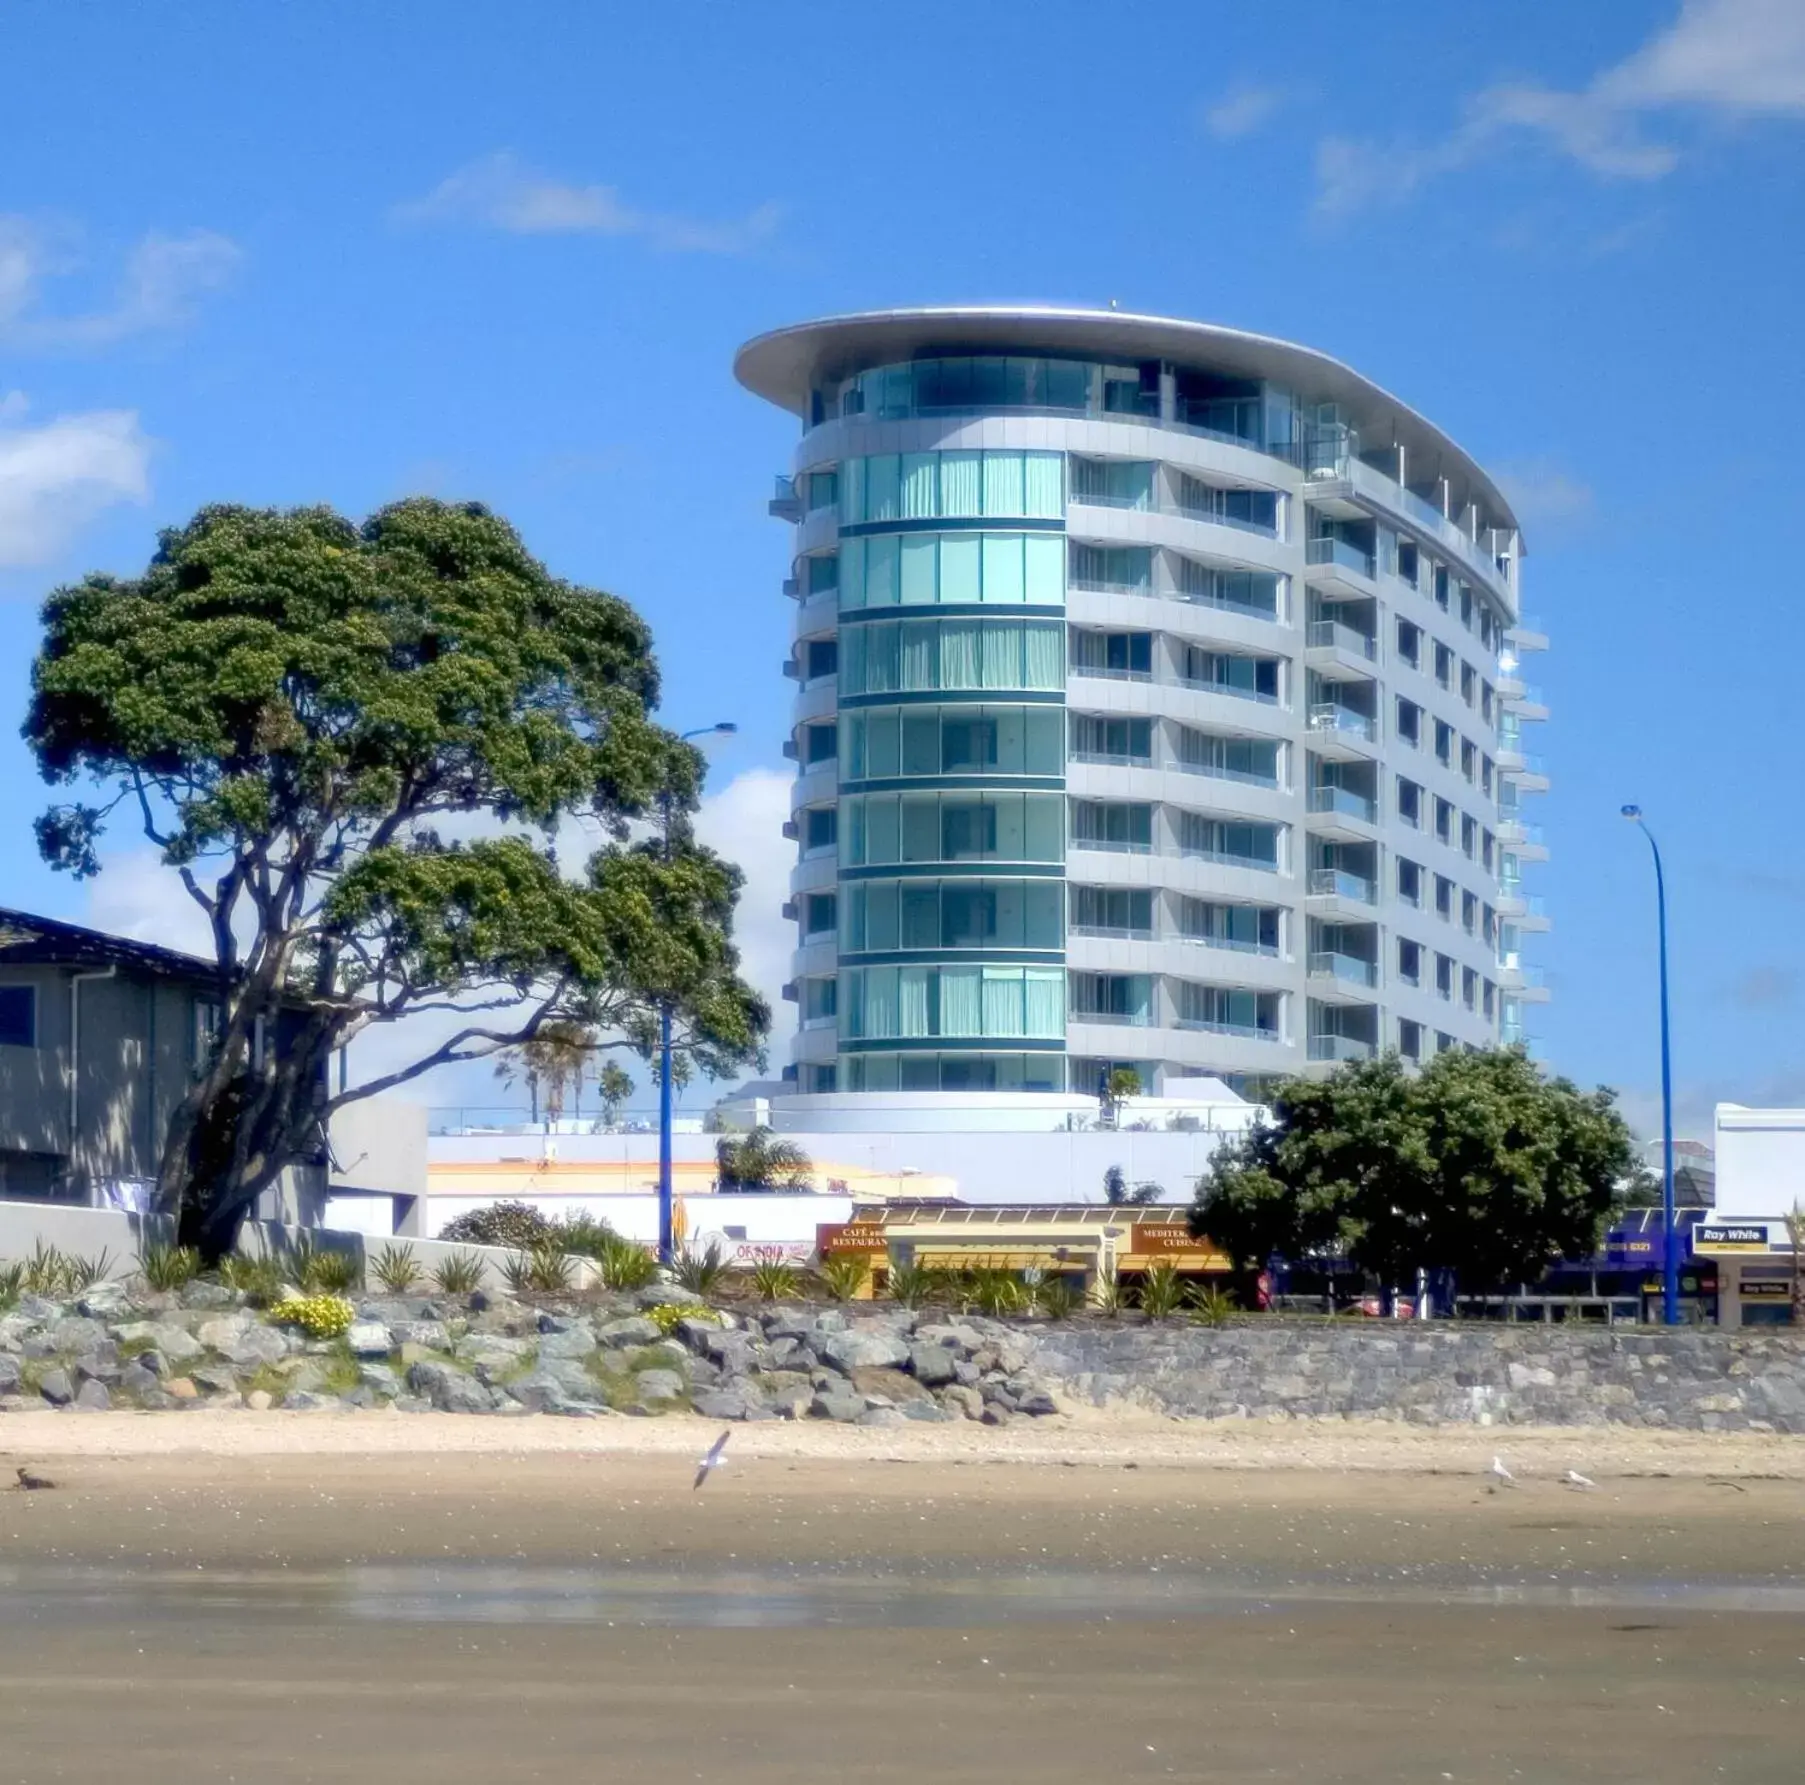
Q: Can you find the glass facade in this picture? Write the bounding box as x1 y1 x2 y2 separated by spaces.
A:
840 533 1066 610
842 450 1064 523
838 617 1064 694
843 879 1064 953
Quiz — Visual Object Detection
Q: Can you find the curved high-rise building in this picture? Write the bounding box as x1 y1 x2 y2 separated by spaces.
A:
734 309 1548 1102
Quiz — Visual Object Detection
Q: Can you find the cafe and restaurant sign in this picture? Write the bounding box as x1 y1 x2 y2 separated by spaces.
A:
817 1221 889 1257
1119 1221 1232 1273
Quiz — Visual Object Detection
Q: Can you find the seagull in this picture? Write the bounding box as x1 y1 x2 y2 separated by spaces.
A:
1490 1455 1516 1487
13 1465 57 1491
1564 1469 1596 1491
693 1430 731 1492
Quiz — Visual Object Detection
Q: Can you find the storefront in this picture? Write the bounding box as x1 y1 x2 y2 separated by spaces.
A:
1692 1218 1801 1328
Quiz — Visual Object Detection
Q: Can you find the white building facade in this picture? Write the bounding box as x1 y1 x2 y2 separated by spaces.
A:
736 309 1548 1103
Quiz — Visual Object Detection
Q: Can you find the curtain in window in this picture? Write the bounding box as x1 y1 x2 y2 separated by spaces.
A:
900 454 937 519
982 967 1025 1038
899 621 936 691
839 537 866 609
1023 452 1063 518
1023 533 1065 605
842 458 866 523
978 534 1022 604
940 451 982 517
939 534 980 604
899 536 937 606
1024 969 1064 1038
939 967 983 1038
866 455 901 523
982 452 1025 517
897 968 932 1038
865 967 898 1039
865 535 899 607
838 626 866 696
1023 622 1062 690
866 624 902 694
940 621 982 689
979 622 1018 690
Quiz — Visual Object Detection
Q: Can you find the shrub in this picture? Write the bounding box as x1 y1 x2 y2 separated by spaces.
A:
884 1260 944 1310
503 1243 576 1297
0 1261 23 1310
438 1201 555 1250
431 1251 485 1296
370 1243 420 1294
1089 1274 1126 1319
1137 1262 1185 1320
818 1254 870 1303
670 1240 729 1298
748 1258 798 1302
19 1240 112 1298
552 1211 617 1261
1187 1284 1237 1327
138 1242 201 1293
967 1268 1028 1318
220 1253 286 1306
278 1293 356 1340
1033 1277 1082 1321
292 1241 360 1295
595 1233 660 1292
647 1300 717 1336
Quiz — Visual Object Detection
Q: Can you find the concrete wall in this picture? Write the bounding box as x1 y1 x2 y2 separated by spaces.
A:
1714 1104 1805 1219
330 1098 427 1199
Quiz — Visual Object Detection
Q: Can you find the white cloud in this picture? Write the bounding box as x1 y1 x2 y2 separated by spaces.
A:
81 849 214 954
1316 0 1805 215
1494 459 1596 533
1200 83 1284 140
0 404 151 568
396 151 781 254
0 217 241 349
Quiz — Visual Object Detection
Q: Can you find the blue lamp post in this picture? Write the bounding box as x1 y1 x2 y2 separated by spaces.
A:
1621 805 1678 1326
658 722 737 1266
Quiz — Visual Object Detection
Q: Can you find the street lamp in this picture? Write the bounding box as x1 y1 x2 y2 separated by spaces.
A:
1622 804 1679 1326
658 722 738 1266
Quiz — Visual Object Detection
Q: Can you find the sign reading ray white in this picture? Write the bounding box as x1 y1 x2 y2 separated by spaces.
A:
1692 1222 1780 1253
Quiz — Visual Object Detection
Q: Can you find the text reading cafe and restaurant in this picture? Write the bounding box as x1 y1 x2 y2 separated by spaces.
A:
817 1204 1232 1298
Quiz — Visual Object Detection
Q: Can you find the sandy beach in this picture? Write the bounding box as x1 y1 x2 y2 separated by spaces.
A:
1 1413 1802 1782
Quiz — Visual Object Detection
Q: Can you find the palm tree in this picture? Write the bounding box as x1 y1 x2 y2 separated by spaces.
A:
493 1020 599 1129
716 1125 814 1191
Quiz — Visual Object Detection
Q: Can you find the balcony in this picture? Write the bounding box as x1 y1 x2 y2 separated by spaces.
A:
1507 616 1550 652
768 475 803 522
1497 818 1549 862
1172 498 1280 539
1306 703 1379 761
1306 867 1377 916
1176 1017 1283 1041
1304 534 1377 596
1308 1034 1376 1063
1498 888 1552 933
1305 619 1379 679
1497 749 1550 793
1502 682 1550 722
1308 951 1380 1001
1069 1007 1153 1028
1069 750 1156 770
1499 961 1552 1004
1305 784 1378 840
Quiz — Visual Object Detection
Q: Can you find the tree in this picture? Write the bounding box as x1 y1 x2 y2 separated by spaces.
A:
1103 1165 1162 1206
493 1018 599 1128
1784 1201 1805 1328
26 500 767 1257
716 1126 813 1191
595 1061 634 1129
1189 1049 1637 1297
1098 1066 1141 1130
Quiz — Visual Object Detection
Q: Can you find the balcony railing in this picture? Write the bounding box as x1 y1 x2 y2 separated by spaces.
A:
1307 868 1376 905
1175 1017 1282 1041
1305 535 1376 581
1172 758 1280 789
1309 951 1379 988
1069 750 1156 770
769 475 803 521
1176 584 1282 622
1308 1034 1377 1062
1307 785 1378 823
1067 489 1155 513
1173 500 1280 539
1070 835 1155 856
1307 703 1377 743
1180 676 1279 706
1180 846 1282 873
1069 924 1157 941
1179 932 1281 958
1068 664 1154 683
1068 576 1154 598
1069 1007 1152 1027
1306 620 1377 660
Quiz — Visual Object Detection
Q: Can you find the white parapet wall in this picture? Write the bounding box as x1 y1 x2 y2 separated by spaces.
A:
1713 1105 1805 1220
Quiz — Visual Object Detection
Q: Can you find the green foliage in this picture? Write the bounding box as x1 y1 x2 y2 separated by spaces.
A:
1033 1276 1082 1320
549 1211 617 1261
1187 1285 1237 1327
439 1201 555 1251
594 1232 660 1292
502 1243 577 1297
884 1260 945 1310
26 498 767 1258
1136 1262 1186 1320
0 1261 23 1310
278 1293 356 1340
1191 1049 1639 1293
369 1243 420 1294
748 1258 799 1302
17 1241 113 1299
138 1242 202 1292
1089 1273 1126 1319
1103 1165 1162 1205
715 1125 813 1190
670 1240 729 1297
818 1254 870 1303
220 1253 286 1305
430 1251 484 1296
647 1301 716 1336
963 1267 1029 1318
288 1238 360 1295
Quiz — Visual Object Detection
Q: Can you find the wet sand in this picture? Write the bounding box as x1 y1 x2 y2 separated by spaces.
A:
2 1420 1803 1782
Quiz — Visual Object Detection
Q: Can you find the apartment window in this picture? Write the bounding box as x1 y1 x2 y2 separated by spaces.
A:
1071 542 1153 595
1069 714 1152 764
1482 831 1495 873
1461 738 1477 783
838 617 1064 692
1070 800 1153 853
1483 980 1496 1020
1436 1029 1458 1053
1435 797 1454 845
1435 875 1454 920
1435 954 1454 1000
802 1063 837 1094
1396 699 1421 747
1395 619 1421 668
1176 729 1279 786
1462 967 1478 1011
1461 815 1477 859
1434 643 1453 688
1070 886 1154 937
192 998 223 1072
1433 565 1450 611
1460 662 1476 706
1177 899 1280 954
1481 758 1494 798
1177 812 1281 868
803 977 838 1026
804 806 838 852
1397 858 1422 907
804 638 839 682
1070 456 1155 511
804 893 837 938
1069 972 1152 1025
1396 540 1419 587
1176 982 1280 1038
1398 1018 1423 1061
1462 890 1478 934
804 722 837 766
843 449 1063 522
1435 721 1454 767
842 532 1067 610
1070 629 1153 678
806 470 839 512
1396 778 1421 828
842 879 1063 951
1483 904 1497 946
0 986 34 1049
1397 939 1422 986
1481 683 1495 723
1460 584 1474 629
1183 647 1280 702
842 705 1065 780
806 553 839 595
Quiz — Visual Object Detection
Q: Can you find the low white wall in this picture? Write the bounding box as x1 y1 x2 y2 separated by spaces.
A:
1715 1105 1805 1220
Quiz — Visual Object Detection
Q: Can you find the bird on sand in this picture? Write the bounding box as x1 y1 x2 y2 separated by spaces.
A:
13 1465 57 1491
1564 1469 1597 1491
693 1430 731 1491
1490 1455 1517 1487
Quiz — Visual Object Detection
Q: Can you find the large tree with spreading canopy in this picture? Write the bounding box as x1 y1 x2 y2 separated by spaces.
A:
25 498 767 1256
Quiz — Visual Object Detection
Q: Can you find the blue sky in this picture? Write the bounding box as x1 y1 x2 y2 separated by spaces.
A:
2 0 1802 1134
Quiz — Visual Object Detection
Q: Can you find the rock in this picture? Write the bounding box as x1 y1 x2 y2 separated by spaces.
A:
647 1338 690 1369
907 1342 960 1386
49 1316 110 1355
393 1395 433 1414
856 1406 906 1428
166 1377 200 1401
191 1365 243 1396
344 1322 392 1358
179 1280 238 1310
939 1384 984 1421
765 1385 814 1420
118 1362 163 1401
406 1360 495 1414
900 1400 948 1422
536 1326 598 1361
632 1369 685 1404
134 1349 169 1379
808 1390 865 1423
0 1355 20 1394
76 1284 131 1320
509 1374 609 1417
74 1349 120 1384
391 1321 452 1352
197 1314 254 1352
73 1378 111 1411
980 1404 1013 1427
281 1391 336 1411
1016 1388 1060 1417
848 1365 931 1404
358 1364 403 1399
634 1285 694 1311
817 1329 911 1372
37 1367 74 1406
118 1322 202 1366
225 1326 291 1368
692 1388 760 1421
596 1316 661 1349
